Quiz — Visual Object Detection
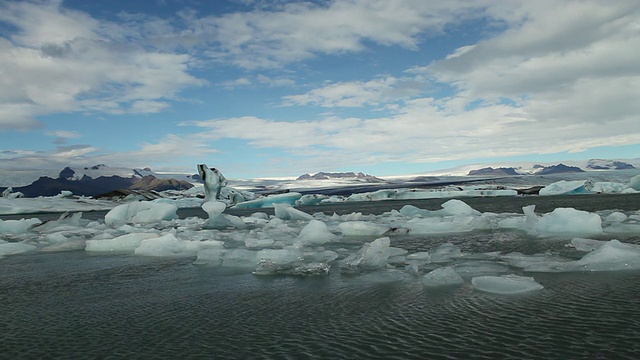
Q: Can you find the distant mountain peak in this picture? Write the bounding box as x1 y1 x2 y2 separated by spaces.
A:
535 163 584 175
468 167 519 176
586 159 635 170
297 171 384 182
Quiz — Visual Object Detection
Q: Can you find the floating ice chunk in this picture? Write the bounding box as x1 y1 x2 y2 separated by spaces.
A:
422 266 464 287
296 194 329 206
55 190 74 198
245 238 275 248
202 201 226 218
305 250 339 263
0 218 41 234
605 212 627 223
205 214 246 230
627 174 640 191
472 275 543 294
86 233 159 252
536 208 603 235
453 261 509 277
539 180 594 196
0 242 37 256
501 252 567 271
341 237 391 271
405 215 477 235
399 205 433 217
592 182 627 194
407 252 431 261
253 261 331 276
338 221 388 236
430 243 461 263
257 248 303 265
134 233 195 257
573 239 640 271
222 249 259 267
273 203 314 221
105 201 178 226
440 199 481 216
570 238 606 252
233 192 302 209
604 222 640 234
296 220 338 245
194 248 226 266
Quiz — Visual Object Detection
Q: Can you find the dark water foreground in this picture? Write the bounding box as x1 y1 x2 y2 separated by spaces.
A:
1 194 640 359
1 250 639 359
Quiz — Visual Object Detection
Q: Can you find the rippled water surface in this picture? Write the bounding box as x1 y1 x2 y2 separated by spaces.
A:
2 195 640 359
1 247 639 359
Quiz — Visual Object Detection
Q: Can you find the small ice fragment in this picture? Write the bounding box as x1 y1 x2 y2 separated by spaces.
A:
202 201 226 218
569 238 606 252
472 274 543 294
105 201 178 226
0 242 37 256
296 220 337 245
422 266 464 287
338 221 388 236
273 204 314 221
86 233 158 252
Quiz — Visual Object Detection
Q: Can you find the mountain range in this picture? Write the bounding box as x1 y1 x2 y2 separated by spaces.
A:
0 165 194 198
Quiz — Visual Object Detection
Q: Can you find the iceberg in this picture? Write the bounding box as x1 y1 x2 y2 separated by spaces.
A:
273 203 314 221
341 237 391 272
198 164 227 202
105 201 178 226
539 180 594 196
422 266 464 287
233 192 302 209
295 220 337 246
86 233 159 252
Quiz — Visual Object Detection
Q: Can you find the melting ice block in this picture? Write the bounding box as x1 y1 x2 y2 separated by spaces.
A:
471 274 543 294
536 208 603 235
202 201 226 218
0 218 41 234
0 241 37 256
422 266 464 287
86 233 159 252
573 239 640 271
273 203 314 221
296 220 337 245
233 192 302 209
338 221 388 236
134 233 196 257
341 237 391 271
539 180 593 195
105 201 178 226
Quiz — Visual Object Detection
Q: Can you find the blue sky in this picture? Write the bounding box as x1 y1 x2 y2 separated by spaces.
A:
1 0 639 179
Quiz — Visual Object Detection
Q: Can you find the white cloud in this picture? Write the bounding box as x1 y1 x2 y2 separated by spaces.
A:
282 76 426 108
45 130 81 139
0 0 204 131
189 0 487 69
0 134 218 172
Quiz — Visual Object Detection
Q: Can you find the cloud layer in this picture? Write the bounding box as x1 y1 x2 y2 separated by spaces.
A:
1 0 639 176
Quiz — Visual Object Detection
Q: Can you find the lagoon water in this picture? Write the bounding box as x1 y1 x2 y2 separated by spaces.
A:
1 195 640 359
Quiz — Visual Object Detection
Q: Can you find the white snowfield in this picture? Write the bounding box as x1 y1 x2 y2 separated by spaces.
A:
2 195 640 295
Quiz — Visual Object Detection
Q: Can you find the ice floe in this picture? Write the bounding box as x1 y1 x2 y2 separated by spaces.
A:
1 192 639 294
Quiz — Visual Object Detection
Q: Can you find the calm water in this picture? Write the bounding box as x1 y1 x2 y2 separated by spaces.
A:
1 196 640 359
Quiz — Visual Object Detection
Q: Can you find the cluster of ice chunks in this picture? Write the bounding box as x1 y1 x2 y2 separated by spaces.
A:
1 197 640 293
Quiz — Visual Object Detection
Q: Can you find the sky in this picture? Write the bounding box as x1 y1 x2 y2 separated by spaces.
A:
1 0 639 179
